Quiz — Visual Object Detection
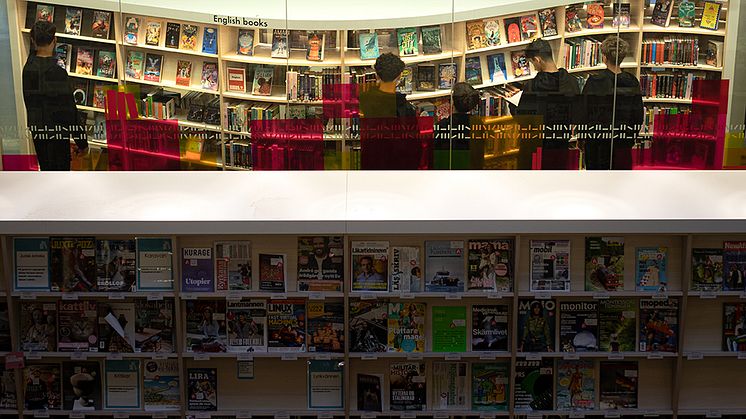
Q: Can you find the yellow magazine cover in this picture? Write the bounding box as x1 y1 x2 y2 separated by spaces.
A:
387 302 426 352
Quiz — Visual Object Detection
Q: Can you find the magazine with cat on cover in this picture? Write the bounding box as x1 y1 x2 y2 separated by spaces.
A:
307 302 344 353
135 299 175 353
349 301 387 353
639 298 679 353
556 359 595 410
471 362 509 411
96 240 136 292
185 300 227 352
559 300 599 352
297 236 344 292
50 236 97 292
267 299 306 352
467 239 513 292
389 362 426 411
58 300 98 352
24 364 61 410
19 302 57 352
472 304 509 351
387 302 425 353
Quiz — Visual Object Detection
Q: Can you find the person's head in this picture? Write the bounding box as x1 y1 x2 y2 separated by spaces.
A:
312 237 328 257
601 36 629 67
30 20 56 53
359 256 373 273
451 82 480 113
524 39 554 72
374 53 405 83
531 301 543 316
202 306 213 320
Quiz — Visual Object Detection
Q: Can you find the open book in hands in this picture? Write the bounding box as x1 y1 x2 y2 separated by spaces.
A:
486 83 523 106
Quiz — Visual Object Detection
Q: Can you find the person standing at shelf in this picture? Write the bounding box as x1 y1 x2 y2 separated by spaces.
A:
22 21 88 171
580 36 644 170
434 82 485 169
359 53 416 119
509 38 581 170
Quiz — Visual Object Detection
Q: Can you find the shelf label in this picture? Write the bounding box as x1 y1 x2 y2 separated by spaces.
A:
604 411 622 418
486 292 502 300
480 414 495 419
71 352 87 360
406 353 424 361
401 413 417 419
152 414 168 419
525 353 542 361
643 411 660 418
445 294 462 300
318 413 334 419
647 352 664 360
194 353 210 361
147 293 164 301
281 354 298 361
69 413 85 419
652 292 669 300
33 411 50 418
237 353 254 361
108 293 126 300
535 292 551 300
740 292 746 300
445 353 461 361
687 352 704 360
527 414 543 419
593 291 610 300
608 353 625 360
479 354 497 361
308 292 325 301
236 411 252 419
113 413 130 419
737 352 746 360
107 352 123 360
700 292 717 299
361 354 378 361
361 413 378 419
181 293 197 300
19 293 36 300
400 293 415 300
359 293 376 300
433 414 449 419
706 410 722 418
315 353 332 360
26 352 42 360
61 293 78 300
226 295 243 302
271 293 288 300
152 353 169 360
194 413 211 419
563 353 580 360
569 412 585 418
275 411 290 419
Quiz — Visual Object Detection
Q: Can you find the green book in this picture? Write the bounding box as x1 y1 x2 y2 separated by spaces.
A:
432 306 467 352
397 27 419 56
678 0 696 27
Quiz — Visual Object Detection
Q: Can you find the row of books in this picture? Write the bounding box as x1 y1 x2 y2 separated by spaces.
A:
140 89 178 120
225 102 285 133
123 17 217 54
650 0 723 30
224 141 252 168
70 79 113 109
640 71 705 99
33 3 112 39
287 68 348 101
477 93 510 117
642 104 692 134
564 38 603 69
124 50 219 90
641 37 700 66
184 92 221 125
55 43 116 79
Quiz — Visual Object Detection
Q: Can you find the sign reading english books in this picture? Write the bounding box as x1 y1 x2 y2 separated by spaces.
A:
213 15 274 28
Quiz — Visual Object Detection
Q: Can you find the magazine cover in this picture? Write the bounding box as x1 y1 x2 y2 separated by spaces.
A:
421 26 442 54
636 247 668 291
187 368 217 411
416 64 436 91
432 306 467 352
351 241 389 292
143 54 163 82
214 241 251 291
723 303 746 351
307 360 343 409
202 27 218 54
390 246 421 293
559 301 599 352
258 253 286 292
514 359 554 411
389 362 426 411
585 237 625 291
297 236 344 292
613 3 632 28
556 359 595 410
504 17 521 43
103 360 140 409
24 364 61 410
359 32 380 60
96 240 136 292
134 299 175 353
432 362 466 409
226 300 266 352
723 241 746 291
307 302 344 353
397 27 418 56
472 304 509 351
425 240 465 292
565 5 583 32
181 247 213 292
58 301 98 352
237 29 255 55
185 300 227 352
651 0 674 27
97 302 135 353
599 299 636 352
349 301 387 353
123 16 140 45
471 362 509 411
271 29 289 58
467 239 513 292
639 298 679 352
517 299 556 352
356 374 382 411
179 24 199 50
599 361 638 408
91 10 112 38
530 240 570 292
50 236 97 292
64 8 82 36
136 237 173 291
267 299 306 352
19 302 57 352
691 248 723 292
387 302 425 353
145 21 162 46
487 53 507 83
0 366 16 409
62 361 101 410
143 359 179 411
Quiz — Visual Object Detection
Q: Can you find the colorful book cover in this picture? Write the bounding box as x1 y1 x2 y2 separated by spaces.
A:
226 300 266 352
466 20 487 50
297 236 344 292
145 21 162 46
510 50 532 78
258 253 287 292
471 362 509 411
613 3 631 28
307 302 344 353
75 48 94 76
14 237 50 291
143 53 163 82
50 237 96 292
181 247 213 292
652 0 675 27
504 17 522 43
104 360 140 409
639 298 678 352
202 27 218 54
723 303 746 351
267 299 306 352
390 246 421 293
92 82 108 109
24 364 61 410
398 65 414 94
185 300 227 352
416 64 436 91
421 26 442 54
472 304 509 351
0 366 16 409
556 359 595 410
465 57 483 85
91 11 112 39
96 240 136 292
692 248 723 292
271 29 289 58
308 360 343 409
397 27 418 56
136 237 173 291
636 247 668 291
530 240 570 292
425 240 465 292
700 1 722 30
357 374 382 411
179 24 199 50
599 361 638 408
559 300 599 352
467 239 513 292
438 63 457 90
143 359 179 411
96 50 116 79
214 241 250 291
201 62 219 91
64 8 82 36
237 29 255 55
483 18 500 47
35 5 54 23
586 2 605 29
175 60 193 87
351 241 389 292
389 362 426 411
514 359 554 411
585 237 625 292
432 362 467 409
62 361 101 410
19 302 57 351
134 299 175 353
432 306 467 352
54 43 72 71
487 53 507 83
306 31 324 61
97 301 136 353
539 8 558 36
387 302 425 353
518 299 556 352
251 66 273 96
565 5 583 32
349 301 387 352
126 50 145 80
165 22 180 48
123 16 140 45
57 301 98 352
723 241 746 291
599 299 636 352
520 14 540 40
187 368 217 411
359 32 380 60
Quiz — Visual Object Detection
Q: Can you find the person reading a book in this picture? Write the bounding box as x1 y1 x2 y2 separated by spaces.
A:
509 38 580 170
580 36 644 170
434 82 484 169
23 20 88 171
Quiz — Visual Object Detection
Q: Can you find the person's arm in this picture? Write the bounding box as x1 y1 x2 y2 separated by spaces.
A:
48 65 88 150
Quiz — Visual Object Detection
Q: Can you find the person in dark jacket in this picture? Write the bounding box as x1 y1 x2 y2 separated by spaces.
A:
581 36 644 170
359 53 416 118
511 39 581 170
23 21 88 171
434 82 484 169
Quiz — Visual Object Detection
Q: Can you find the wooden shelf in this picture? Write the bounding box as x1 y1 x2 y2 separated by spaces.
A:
222 49 342 67
639 63 723 72
21 28 117 44
563 25 641 39
77 104 105 113
69 72 119 83
642 22 727 37
465 36 562 56
123 42 219 58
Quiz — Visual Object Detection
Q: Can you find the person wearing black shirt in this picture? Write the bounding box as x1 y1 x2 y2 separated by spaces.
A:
511 39 580 170
581 36 644 170
435 82 484 169
23 21 87 171
359 53 416 118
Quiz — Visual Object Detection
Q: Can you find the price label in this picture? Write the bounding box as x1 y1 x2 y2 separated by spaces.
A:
152 414 168 419
569 412 585 418
61 293 78 300
525 353 542 361
564 353 580 360
281 354 298 361
604 411 622 418
445 294 462 300
652 293 669 300
309 292 325 301
737 352 746 360
445 353 461 361
434 414 449 419
479 354 497 361
643 411 660 417
527 415 543 419
318 413 334 419
195 413 211 419
152 353 169 360
401 413 416 418
687 352 704 360
237 353 254 361
107 352 123 360
362 413 378 419
740 293 746 300
593 292 610 300
108 293 126 300
113 413 130 419
71 352 87 360
275 412 290 419
480 414 495 419
407 353 424 361
400 293 415 300
147 293 164 301
194 353 210 361
69 413 85 419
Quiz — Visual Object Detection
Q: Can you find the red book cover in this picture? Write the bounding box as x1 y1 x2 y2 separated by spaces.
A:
227 68 246 92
